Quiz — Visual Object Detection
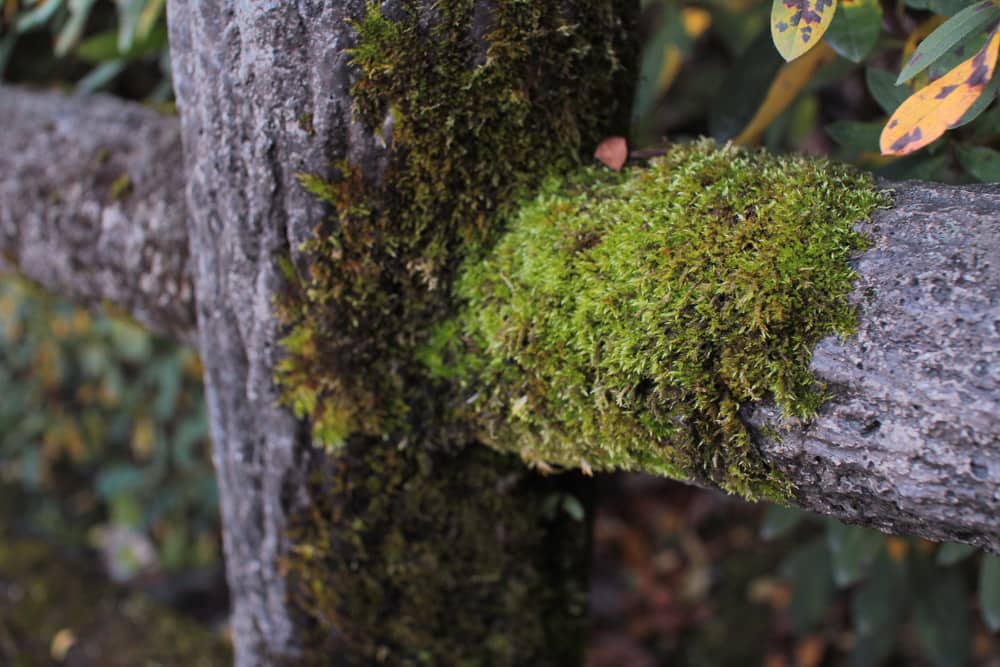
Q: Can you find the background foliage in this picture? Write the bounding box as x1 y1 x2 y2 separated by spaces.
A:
633 0 1000 181
1 0 999 664
0 278 219 579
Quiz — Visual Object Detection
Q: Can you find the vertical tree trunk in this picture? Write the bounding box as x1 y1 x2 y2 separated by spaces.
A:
166 1 637 664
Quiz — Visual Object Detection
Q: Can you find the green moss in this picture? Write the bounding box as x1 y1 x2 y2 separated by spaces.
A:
284 441 591 666
430 140 888 501
274 0 635 448
297 112 315 137
276 2 637 662
108 173 132 201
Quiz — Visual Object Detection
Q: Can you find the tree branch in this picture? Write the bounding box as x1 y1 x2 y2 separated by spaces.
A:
450 150 999 550
752 179 1000 551
0 85 195 346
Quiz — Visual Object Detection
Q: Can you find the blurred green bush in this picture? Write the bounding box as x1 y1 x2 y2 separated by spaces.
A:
1 0 171 99
0 277 219 578
763 504 1000 666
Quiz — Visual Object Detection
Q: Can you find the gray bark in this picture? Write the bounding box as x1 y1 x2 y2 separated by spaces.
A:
0 85 195 345
165 1 351 659
750 181 1000 552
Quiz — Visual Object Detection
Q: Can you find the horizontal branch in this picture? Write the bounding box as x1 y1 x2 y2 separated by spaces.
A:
1 85 995 549
752 179 1000 551
0 85 195 345
448 146 1000 551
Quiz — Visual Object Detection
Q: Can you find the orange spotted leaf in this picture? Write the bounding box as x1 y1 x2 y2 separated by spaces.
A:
771 0 838 61
595 136 628 171
880 21 1000 156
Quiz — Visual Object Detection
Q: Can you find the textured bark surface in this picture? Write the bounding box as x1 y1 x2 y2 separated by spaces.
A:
166 2 353 660
0 85 195 345
749 181 1000 552
165 2 615 664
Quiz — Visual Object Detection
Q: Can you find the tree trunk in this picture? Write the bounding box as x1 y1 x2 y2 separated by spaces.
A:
164 1 636 664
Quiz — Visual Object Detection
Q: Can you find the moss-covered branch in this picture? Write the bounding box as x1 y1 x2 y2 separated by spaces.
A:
426 141 888 501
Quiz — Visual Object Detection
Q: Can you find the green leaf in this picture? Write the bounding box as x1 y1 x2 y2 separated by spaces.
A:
931 0 984 16
54 0 99 57
875 153 950 181
936 542 978 565
980 554 1000 631
96 465 146 500
824 0 882 63
712 4 770 55
77 24 168 64
0 33 17 77
826 120 882 151
969 101 1000 137
76 61 127 94
896 1 1000 84
561 495 586 522
760 504 805 539
771 0 838 61
781 538 836 634
851 550 907 666
15 0 62 33
826 520 885 587
117 0 147 52
633 0 691 124
957 145 1000 181
710 34 784 139
914 567 971 667
866 67 911 114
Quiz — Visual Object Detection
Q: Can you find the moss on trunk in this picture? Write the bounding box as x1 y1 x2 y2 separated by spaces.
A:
275 1 638 664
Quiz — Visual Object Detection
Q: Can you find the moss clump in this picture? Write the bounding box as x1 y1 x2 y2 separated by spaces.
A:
275 1 635 447
428 140 888 500
284 440 591 666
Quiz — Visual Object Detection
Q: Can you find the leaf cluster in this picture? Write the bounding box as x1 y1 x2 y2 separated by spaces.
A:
763 505 1000 666
636 0 1000 182
0 276 219 575
0 0 170 99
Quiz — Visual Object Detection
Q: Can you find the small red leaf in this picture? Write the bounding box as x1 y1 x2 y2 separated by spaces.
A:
595 136 628 171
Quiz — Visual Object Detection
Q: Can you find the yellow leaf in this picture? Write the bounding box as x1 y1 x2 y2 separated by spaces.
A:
881 22 1000 155
771 0 838 61
657 46 684 96
50 628 77 661
734 42 836 145
683 6 712 37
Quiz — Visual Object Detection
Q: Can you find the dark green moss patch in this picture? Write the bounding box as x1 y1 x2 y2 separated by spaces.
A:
284 440 592 666
430 140 888 501
274 1 635 448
